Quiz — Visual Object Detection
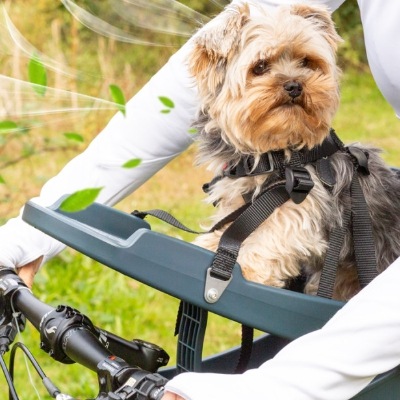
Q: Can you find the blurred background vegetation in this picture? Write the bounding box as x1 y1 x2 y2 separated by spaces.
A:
0 0 399 398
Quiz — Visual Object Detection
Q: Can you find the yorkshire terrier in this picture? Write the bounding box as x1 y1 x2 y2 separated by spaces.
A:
188 3 400 301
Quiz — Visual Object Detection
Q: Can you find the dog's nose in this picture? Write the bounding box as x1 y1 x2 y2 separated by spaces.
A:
284 81 303 98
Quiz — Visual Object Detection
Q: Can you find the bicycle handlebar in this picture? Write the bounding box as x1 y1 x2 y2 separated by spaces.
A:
0 269 168 400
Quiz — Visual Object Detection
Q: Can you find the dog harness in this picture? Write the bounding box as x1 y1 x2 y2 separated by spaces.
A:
133 128 378 300
133 128 378 373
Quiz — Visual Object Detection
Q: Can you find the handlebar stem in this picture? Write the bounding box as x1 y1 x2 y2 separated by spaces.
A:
0 271 168 400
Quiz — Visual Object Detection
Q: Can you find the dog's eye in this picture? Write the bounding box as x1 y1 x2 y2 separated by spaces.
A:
252 60 270 75
301 58 310 68
301 57 318 70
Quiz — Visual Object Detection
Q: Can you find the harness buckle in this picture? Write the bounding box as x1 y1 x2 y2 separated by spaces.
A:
243 152 275 175
223 152 275 178
285 166 314 204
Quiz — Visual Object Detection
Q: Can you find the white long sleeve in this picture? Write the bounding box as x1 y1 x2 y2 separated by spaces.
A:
166 257 400 400
0 40 198 269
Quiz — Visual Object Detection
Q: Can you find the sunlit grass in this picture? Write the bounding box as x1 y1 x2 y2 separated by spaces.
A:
334 71 400 166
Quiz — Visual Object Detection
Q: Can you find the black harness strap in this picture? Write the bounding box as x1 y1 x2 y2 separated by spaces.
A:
210 182 290 280
317 187 352 298
351 170 378 287
132 201 252 236
132 209 204 234
235 325 254 374
318 154 378 298
222 129 344 180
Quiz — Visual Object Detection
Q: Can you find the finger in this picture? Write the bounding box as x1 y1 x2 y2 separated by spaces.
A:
162 391 185 400
17 256 43 288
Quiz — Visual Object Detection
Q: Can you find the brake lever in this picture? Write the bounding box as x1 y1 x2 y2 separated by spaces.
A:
106 371 167 400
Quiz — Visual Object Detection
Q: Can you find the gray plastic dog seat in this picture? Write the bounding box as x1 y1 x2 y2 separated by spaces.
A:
22 198 400 399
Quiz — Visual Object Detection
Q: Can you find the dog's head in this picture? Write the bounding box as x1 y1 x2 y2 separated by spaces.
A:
189 3 342 153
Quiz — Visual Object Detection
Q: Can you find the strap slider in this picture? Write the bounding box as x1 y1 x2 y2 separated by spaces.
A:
285 166 314 204
243 152 275 175
347 146 370 175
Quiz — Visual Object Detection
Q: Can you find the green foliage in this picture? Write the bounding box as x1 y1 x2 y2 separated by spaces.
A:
59 187 103 212
0 121 19 132
109 84 127 116
122 158 142 169
333 0 367 69
159 96 175 114
188 127 198 135
63 132 84 143
28 56 48 96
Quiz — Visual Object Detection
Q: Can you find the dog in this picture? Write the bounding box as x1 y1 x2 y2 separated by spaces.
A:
188 2 400 301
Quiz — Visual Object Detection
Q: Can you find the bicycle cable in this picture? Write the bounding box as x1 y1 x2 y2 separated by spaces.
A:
10 292 48 400
0 353 18 400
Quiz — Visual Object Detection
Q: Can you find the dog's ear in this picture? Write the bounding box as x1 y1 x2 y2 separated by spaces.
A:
290 4 343 49
189 4 250 97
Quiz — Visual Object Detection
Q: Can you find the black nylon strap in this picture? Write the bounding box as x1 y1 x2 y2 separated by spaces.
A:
223 129 344 179
132 209 204 234
235 325 254 374
210 183 290 280
317 187 352 298
351 170 378 287
132 201 252 236
317 170 378 298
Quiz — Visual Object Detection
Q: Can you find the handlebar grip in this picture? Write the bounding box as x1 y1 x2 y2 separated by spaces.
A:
12 286 54 330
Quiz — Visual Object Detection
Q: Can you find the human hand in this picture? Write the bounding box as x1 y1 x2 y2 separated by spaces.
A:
17 256 43 288
162 391 186 400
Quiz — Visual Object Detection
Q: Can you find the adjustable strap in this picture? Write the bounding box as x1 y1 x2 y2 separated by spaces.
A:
317 187 352 298
318 149 378 298
132 202 252 236
235 325 254 374
209 182 290 282
351 170 378 287
132 209 204 234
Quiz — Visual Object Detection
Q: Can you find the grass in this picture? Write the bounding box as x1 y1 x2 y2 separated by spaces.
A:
0 68 399 398
333 71 400 165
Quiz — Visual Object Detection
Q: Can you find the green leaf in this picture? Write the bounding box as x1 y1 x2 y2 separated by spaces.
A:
122 158 142 168
188 127 198 134
160 109 171 114
64 132 84 143
28 56 47 96
0 121 18 133
158 96 175 109
109 84 126 116
59 187 103 213
0 175 5 184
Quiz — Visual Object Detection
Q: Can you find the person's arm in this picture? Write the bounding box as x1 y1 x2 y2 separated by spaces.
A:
232 0 346 12
0 39 198 281
163 256 400 400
